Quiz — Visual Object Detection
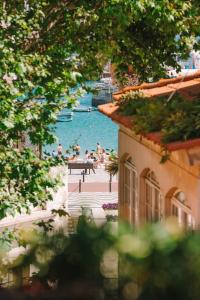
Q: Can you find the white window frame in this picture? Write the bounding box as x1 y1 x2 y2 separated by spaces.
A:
144 171 163 222
171 193 194 229
123 161 138 225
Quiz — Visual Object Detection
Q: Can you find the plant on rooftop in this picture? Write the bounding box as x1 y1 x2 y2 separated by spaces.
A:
161 102 200 143
118 91 200 144
118 91 147 115
133 97 170 134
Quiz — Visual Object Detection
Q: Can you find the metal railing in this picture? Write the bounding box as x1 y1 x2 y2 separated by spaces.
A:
76 174 113 193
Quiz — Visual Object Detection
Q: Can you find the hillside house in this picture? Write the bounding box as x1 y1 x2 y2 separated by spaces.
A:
99 71 200 229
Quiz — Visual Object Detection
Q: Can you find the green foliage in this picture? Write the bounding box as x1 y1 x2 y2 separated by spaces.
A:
0 228 17 250
108 0 200 82
106 214 118 222
105 152 119 176
161 101 200 143
160 149 171 164
35 219 55 232
0 147 61 219
2 220 200 300
117 222 200 300
16 218 115 287
134 98 169 134
119 91 147 115
119 92 200 144
0 0 200 217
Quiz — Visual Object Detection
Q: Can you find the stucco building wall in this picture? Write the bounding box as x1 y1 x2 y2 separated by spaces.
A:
118 126 200 227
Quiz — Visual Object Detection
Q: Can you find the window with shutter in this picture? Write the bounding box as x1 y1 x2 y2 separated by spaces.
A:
144 171 162 223
122 161 138 225
171 191 194 229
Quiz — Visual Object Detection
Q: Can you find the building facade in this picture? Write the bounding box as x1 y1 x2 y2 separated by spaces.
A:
118 126 199 228
99 71 200 229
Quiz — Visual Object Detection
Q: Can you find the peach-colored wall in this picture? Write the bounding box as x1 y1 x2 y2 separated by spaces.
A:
118 126 200 227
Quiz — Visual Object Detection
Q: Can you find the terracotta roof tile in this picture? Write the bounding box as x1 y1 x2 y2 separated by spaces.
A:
144 132 162 144
98 103 118 116
99 103 200 152
144 132 200 151
166 139 200 151
113 71 200 100
142 86 175 97
168 79 200 90
112 94 123 101
168 80 200 100
98 103 133 129
99 71 200 152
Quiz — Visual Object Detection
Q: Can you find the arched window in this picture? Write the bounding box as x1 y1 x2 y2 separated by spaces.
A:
171 191 194 228
122 159 137 225
144 170 162 222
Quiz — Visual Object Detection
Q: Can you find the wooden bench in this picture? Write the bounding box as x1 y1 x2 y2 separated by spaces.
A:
68 162 96 174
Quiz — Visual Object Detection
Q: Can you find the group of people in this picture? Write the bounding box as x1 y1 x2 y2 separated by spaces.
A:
84 143 107 164
52 142 108 167
52 143 80 160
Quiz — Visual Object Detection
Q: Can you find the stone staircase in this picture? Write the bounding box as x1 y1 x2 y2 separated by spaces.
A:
67 192 118 234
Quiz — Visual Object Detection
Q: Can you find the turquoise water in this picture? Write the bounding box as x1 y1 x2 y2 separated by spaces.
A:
45 93 118 155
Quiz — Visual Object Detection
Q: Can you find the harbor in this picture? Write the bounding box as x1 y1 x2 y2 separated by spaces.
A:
45 91 118 156
45 62 118 155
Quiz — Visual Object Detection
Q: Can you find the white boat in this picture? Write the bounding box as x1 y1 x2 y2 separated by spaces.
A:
73 106 92 112
57 112 73 122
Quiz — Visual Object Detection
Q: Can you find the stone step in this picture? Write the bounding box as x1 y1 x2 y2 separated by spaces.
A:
67 192 118 232
68 192 118 205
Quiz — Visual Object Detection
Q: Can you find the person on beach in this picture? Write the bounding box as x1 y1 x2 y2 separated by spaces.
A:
100 149 107 164
96 142 102 155
88 152 99 168
63 150 69 161
69 154 77 161
74 144 81 156
90 152 96 161
57 144 63 156
84 150 90 160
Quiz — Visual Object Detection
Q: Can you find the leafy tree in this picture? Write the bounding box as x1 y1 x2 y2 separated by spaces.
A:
0 0 200 217
2 220 200 300
105 151 119 176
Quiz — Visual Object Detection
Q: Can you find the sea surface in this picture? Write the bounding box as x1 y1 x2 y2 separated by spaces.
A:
44 92 118 155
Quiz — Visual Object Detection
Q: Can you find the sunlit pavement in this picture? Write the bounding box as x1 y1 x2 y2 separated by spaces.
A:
68 167 118 231
68 192 118 217
67 167 118 246
67 190 119 281
68 167 118 192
